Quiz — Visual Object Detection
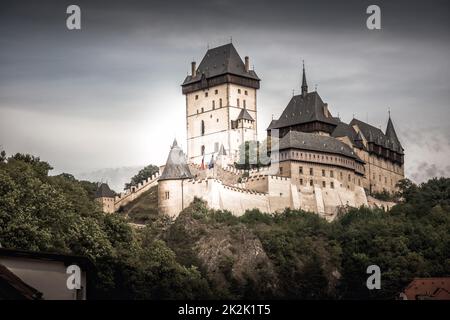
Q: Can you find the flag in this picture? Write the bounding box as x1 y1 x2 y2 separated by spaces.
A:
208 155 214 169
200 156 205 170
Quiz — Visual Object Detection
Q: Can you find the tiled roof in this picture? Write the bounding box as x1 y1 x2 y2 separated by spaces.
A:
279 130 363 162
267 91 338 130
95 183 115 198
182 43 259 85
159 139 193 180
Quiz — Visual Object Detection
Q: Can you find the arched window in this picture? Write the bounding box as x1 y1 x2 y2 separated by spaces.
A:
237 98 240 107
243 100 246 108
219 98 222 107
212 100 215 109
201 120 205 136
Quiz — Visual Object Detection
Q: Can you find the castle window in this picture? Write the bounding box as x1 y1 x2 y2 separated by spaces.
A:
310 168 313 175
212 100 215 109
379 175 381 182
279 167 283 175
340 172 343 179
299 166 303 174
300 178 303 185
322 169 325 177
348 174 351 182
245 90 248 95
201 145 205 155
219 98 223 107
217 118 219 122
330 170 334 178
322 181 326 188
201 120 205 135
238 88 241 94
331 182 334 189
310 180 313 186
201 107 204 113
205 92 208 97
243 100 246 108
215 89 218 94
164 191 170 200
237 98 240 107
195 95 198 100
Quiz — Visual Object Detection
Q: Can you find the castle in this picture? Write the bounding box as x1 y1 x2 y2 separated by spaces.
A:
96 43 404 221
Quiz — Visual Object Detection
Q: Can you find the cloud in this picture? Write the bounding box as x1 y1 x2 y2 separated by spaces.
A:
0 0 449 182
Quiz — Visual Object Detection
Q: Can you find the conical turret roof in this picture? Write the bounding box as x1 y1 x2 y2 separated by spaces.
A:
159 139 192 181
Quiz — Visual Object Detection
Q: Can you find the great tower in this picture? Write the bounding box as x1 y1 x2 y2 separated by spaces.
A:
181 43 260 164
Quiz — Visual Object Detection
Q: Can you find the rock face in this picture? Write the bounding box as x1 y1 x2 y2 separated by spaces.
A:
195 223 278 295
164 206 279 298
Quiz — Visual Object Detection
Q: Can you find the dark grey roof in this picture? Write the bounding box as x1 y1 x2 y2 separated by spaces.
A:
350 118 403 154
267 92 337 130
236 108 254 121
159 139 193 181
331 121 366 150
182 43 259 85
279 131 363 162
218 144 227 156
385 117 403 151
95 183 115 198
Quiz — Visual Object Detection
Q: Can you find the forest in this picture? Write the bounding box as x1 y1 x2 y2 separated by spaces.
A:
0 151 448 299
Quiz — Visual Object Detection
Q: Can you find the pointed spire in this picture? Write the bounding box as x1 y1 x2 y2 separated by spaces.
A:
160 140 192 181
218 144 227 156
385 114 402 150
301 60 308 97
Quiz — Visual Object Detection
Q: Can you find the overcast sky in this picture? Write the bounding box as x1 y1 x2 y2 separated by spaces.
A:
0 0 449 185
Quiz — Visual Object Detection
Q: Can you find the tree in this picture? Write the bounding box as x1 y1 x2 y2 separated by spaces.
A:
125 164 159 190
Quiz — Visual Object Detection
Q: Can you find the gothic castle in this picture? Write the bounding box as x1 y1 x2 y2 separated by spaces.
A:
95 43 405 221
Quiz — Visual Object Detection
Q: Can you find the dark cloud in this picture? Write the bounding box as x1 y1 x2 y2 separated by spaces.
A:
0 0 449 179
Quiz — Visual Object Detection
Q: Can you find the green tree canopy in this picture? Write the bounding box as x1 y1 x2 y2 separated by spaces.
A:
125 164 159 190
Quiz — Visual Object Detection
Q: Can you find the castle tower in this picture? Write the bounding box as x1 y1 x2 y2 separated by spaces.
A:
181 43 260 164
158 139 193 218
94 183 116 213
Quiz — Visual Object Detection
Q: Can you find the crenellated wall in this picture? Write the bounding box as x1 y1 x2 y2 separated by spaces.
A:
113 172 160 210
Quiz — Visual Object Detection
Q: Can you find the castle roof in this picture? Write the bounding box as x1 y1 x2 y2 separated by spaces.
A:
385 116 403 151
182 43 259 86
279 131 363 162
331 120 366 150
218 144 227 156
159 139 193 181
350 118 403 154
267 91 338 130
236 108 254 121
95 183 115 198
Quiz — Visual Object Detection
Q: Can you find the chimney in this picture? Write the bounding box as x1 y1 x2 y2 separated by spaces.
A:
245 56 249 72
191 61 196 77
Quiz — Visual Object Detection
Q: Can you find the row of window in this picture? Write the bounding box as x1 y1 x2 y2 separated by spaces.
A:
200 143 220 155
280 151 356 168
298 179 336 188
196 98 248 114
372 173 395 186
195 88 249 100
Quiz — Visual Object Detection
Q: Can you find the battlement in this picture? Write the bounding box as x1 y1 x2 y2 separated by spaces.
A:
113 171 160 209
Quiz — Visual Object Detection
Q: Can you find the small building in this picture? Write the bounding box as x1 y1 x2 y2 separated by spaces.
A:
400 277 450 300
95 182 116 213
0 248 93 300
